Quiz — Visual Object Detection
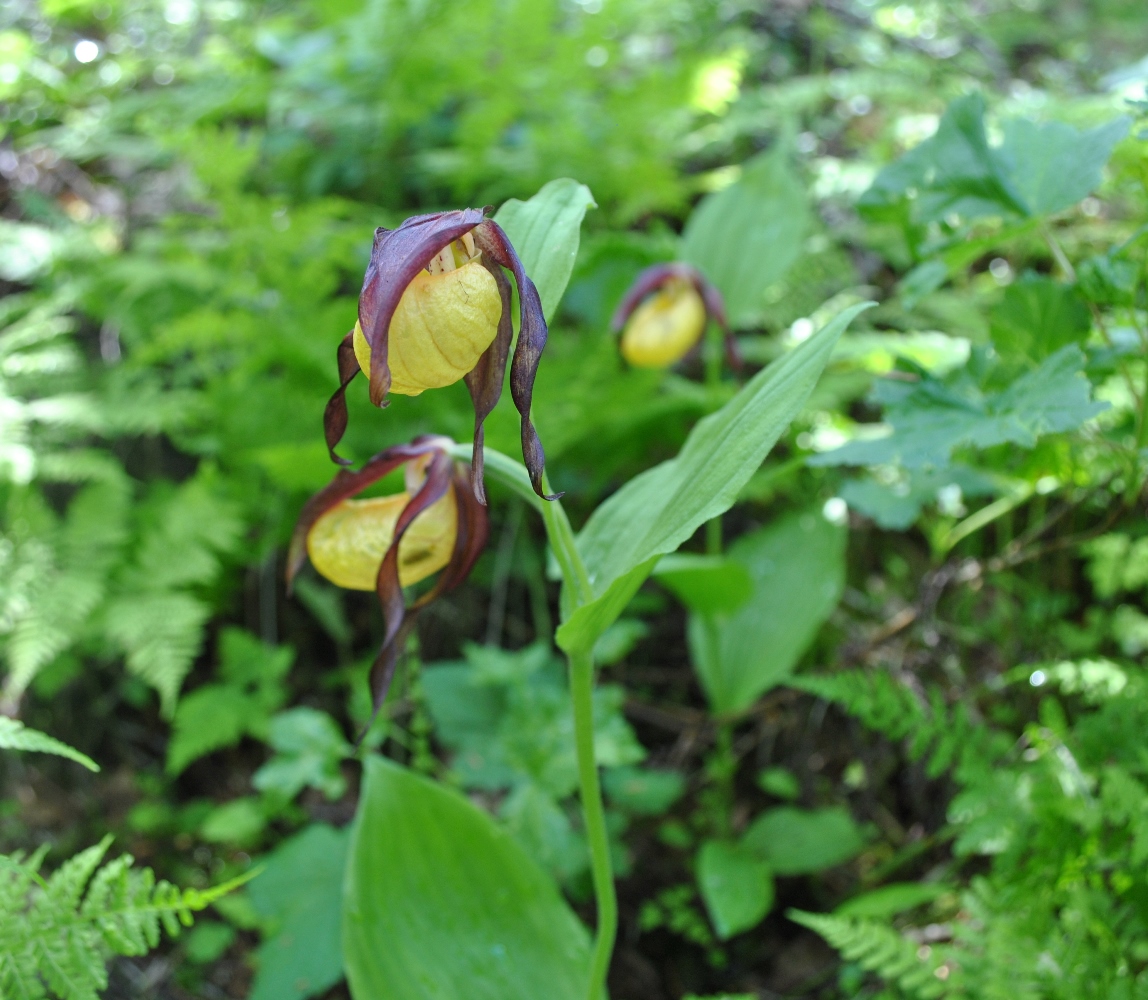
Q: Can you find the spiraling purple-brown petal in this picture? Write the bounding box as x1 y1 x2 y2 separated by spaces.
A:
359 209 487 407
462 260 514 504
284 436 451 592
472 219 559 500
357 449 456 724
323 330 361 465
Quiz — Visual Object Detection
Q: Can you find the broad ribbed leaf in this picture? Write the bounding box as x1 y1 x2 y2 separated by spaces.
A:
681 151 810 328
493 179 597 321
689 510 846 715
343 757 592 1000
556 302 872 654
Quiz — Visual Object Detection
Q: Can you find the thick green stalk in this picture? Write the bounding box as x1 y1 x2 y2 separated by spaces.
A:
569 644 615 1000
451 442 615 994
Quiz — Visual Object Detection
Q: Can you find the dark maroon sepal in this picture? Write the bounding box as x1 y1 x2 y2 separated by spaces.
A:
288 435 490 735
462 259 514 504
359 457 490 735
359 209 487 407
285 435 454 593
472 219 559 501
323 330 362 465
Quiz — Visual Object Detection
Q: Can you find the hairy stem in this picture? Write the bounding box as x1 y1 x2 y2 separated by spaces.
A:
570 645 616 1000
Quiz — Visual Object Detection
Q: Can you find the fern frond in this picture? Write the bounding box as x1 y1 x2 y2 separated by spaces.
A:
103 593 212 715
790 670 1008 779
0 718 99 771
0 839 251 1000
790 670 925 739
2 481 129 700
789 909 959 999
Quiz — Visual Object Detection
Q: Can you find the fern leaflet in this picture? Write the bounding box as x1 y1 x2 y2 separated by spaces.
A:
0 718 98 771
0 836 252 1000
788 909 959 999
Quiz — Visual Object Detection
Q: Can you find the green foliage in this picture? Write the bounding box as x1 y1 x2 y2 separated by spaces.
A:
4 0 1148 994
343 757 593 1000
639 884 724 967
247 824 349 1000
2 479 130 702
681 150 811 328
687 509 846 714
2 473 245 713
990 274 1092 363
198 798 268 848
252 708 352 801
166 628 294 775
0 836 246 1000
492 179 597 321
1084 533 1148 599
102 476 245 713
602 766 686 817
814 345 1108 470
789 669 1009 782
834 883 949 920
696 840 774 940
742 807 867 877
792 661 1148 997
0 717 98 771
756 767 800 801
422 642 644 883
653 554 753 615
560 302 872 654
423 643 643 798
788 910 953 999
860 92 1129 242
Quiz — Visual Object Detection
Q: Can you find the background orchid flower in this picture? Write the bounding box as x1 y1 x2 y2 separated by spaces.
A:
324 209 556 502
287 435 488 719
611 261 738 370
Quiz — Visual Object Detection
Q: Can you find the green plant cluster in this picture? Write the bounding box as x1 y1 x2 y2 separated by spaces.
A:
2 0 1148 997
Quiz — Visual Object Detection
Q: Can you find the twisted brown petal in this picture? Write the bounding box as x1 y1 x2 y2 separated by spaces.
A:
472 219 559 501
365 448 456 722
462 260 514 504
323 330 361 465
360 209 487 407
285 435 452 592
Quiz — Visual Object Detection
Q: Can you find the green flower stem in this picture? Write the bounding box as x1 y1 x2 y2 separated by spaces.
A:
452 442 614 997
455 444 593 604
570 644 616 1000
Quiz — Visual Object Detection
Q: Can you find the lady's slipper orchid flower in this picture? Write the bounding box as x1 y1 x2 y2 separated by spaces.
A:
612 262 737 370
287 435 488 717
324 209 556 502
